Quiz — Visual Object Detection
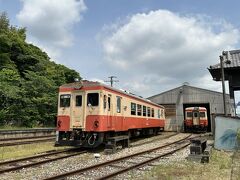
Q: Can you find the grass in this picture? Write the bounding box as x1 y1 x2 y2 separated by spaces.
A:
0 142 70 161
141 149 233 180
0 125 55 130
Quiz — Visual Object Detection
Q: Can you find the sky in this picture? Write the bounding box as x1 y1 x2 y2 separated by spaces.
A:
0 0 240 105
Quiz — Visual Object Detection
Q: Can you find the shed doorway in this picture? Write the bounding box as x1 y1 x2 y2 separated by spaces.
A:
183 103 211 132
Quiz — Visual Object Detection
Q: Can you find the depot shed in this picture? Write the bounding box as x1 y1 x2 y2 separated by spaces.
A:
148 85 235 132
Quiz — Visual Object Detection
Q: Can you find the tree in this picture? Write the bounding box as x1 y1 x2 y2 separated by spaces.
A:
0 12 9 31
0 12 81 127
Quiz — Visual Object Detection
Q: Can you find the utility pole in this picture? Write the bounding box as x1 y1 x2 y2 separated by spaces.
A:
105 76 119 87
220 55 227 116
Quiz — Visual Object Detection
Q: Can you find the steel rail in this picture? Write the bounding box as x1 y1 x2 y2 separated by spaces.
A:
44 134 192 180
0 148 79 166
0 137 55 147
0 135 55 142
131 132 179 147
98 142 190 179
0 149 86 174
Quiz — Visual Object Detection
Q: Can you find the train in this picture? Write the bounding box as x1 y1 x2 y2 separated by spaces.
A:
55 80 165 148
184 107 208 132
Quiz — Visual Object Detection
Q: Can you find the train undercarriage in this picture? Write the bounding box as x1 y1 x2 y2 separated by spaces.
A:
184 125 207 133
55 127 164 148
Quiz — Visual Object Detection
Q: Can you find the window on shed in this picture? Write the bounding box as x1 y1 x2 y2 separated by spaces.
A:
117 96 121 113
147 107 151 117
60 94 71 107
152 108 154 117
143 106 146 116
76 95 82 106
137 104 142 116
131 103 136 115
87 93 99 106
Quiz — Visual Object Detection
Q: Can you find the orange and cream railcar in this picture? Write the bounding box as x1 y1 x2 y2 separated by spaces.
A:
56 80 165 147
184 107 208 132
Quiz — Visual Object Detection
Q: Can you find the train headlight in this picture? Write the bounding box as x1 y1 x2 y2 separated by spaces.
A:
94 120 99 128
57 120 62 128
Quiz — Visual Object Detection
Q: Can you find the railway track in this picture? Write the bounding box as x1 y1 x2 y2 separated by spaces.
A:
0 136 55 147
44 134 193 180
131 132 178 147
0 148 87 174
0 135 55 142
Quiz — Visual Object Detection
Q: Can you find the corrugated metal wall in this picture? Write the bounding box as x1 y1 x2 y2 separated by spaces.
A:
148 85 235 132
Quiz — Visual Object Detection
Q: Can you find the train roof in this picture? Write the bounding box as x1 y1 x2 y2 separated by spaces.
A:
185 107 207 111
59 80 164 108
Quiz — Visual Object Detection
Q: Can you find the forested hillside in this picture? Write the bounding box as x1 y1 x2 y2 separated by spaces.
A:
0 12 81 127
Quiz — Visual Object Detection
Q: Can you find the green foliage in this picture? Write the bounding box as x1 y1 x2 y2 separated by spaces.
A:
0 12 80 127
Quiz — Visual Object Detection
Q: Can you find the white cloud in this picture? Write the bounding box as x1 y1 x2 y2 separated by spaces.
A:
102 10 240 97
17 0 86 59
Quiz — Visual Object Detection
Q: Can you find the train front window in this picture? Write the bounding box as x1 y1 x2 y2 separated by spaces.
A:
186 112 192 118
76 95 82 107
193 112 198 118
60 94 71 107
200 112 206 118
87 93 99 106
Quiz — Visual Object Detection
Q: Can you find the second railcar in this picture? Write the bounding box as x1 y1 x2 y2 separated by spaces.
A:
184 107 208 132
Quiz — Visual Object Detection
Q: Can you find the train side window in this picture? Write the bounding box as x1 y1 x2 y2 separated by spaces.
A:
158 109 161 118
60 94 71 107
137 104 142 116
147 107 151 117
143 106 146 116
108 96 111 111
200 112 206 118
131 103 136 115
152 108 154 117
117 96 121 113
76 95 82 106
103 95 107 109
87 93 99 106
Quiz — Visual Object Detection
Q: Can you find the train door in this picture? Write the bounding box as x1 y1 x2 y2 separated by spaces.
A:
71 92 84 128
107 94 112 128
116 96 123 130
192 110 200 126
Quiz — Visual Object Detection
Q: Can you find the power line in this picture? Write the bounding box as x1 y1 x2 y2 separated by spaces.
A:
105 76 119 87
